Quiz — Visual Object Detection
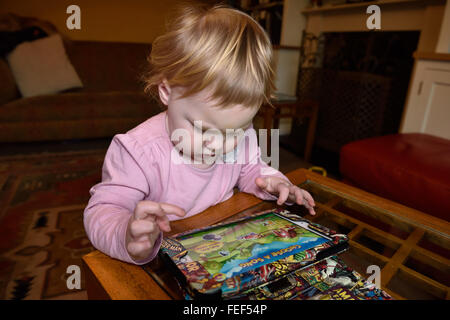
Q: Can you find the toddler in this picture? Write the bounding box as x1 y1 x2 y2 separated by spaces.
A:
84 2 316 265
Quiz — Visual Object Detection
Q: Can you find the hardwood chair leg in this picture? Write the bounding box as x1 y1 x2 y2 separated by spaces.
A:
262 106 273 156
304 101 319 163
273 108 281 130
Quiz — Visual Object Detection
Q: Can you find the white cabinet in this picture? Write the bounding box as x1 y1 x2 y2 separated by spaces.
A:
401 59 450 140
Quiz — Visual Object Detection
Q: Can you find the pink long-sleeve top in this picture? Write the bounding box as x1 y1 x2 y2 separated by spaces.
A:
83 111 290 265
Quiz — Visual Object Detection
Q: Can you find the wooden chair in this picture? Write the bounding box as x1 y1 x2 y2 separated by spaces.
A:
258 97 319 162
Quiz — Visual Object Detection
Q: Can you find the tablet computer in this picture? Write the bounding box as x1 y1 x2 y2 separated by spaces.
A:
159 208 348 299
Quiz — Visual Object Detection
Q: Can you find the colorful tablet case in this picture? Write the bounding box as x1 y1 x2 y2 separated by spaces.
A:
159 208 349 299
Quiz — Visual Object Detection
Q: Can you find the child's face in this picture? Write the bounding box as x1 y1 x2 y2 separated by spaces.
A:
159 81 259 164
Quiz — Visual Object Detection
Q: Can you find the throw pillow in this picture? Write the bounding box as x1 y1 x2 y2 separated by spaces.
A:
6 34 83 97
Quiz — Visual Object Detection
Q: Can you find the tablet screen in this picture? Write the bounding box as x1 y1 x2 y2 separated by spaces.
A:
176 212 329 278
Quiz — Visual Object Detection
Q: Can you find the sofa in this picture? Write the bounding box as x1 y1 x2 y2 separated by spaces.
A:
0 14 161 143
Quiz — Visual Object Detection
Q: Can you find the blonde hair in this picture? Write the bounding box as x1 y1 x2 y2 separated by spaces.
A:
142 1 276 109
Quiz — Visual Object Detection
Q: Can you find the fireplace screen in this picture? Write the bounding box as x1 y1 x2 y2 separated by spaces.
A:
293 31 419 171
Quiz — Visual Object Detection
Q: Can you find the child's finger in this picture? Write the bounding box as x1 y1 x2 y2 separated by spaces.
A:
293 187 305 205
291 187 316 215
155 216 172 233
276 183 290 205
135 201 185 220
301 189 315 207
159 202 186 218
255 177 269 190
134 201 164 220
300 190 316 215
130 219 155 239
306 203 316 215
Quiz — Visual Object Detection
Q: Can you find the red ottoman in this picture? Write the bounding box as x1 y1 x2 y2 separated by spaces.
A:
340 133 450 221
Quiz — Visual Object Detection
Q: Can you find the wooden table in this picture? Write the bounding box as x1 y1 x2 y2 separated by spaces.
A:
82 168 450 300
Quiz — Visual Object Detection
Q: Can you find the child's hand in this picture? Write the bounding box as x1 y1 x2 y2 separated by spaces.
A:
255 176 316 215
126 201 186 261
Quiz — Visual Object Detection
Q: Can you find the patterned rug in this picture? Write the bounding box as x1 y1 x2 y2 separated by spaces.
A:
0 149 107 300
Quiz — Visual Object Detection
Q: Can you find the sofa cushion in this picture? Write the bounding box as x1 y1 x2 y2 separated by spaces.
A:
0 91 162 142
0 58 19 105
340 133 450 221
6 34 82 97
0 91 158 122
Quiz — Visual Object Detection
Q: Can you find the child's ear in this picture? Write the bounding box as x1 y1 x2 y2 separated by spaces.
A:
158 79 171 106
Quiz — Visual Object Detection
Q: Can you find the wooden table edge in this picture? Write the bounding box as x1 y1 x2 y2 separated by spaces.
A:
82 250 172 300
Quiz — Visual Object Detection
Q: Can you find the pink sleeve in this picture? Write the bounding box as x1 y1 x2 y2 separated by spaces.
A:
237 130 291 200
83 134 162 265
